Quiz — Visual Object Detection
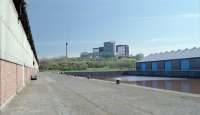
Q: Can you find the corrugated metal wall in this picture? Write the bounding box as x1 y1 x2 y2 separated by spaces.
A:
137 58 200 71
190 58 200 70
157 61 164 71
172 60 180 71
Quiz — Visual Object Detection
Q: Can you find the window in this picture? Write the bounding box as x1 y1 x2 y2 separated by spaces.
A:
181 59 190 71
152 62 158 71
165 61 172 71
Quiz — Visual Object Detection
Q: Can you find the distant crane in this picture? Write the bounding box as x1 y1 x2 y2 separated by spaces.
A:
66 42 68 58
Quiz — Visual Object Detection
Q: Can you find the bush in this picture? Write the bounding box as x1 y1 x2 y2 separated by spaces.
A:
39 57 137 71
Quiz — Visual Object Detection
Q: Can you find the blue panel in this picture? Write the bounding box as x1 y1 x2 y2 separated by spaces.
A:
165 61 172 71
152 62 158 71
141 63 146 71
181 59 190 71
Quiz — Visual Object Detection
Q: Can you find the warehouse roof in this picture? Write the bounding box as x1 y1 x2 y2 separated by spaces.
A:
138 47 200 62
13 0 38 63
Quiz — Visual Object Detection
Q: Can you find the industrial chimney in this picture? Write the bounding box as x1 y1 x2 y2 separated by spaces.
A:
66 42 68 58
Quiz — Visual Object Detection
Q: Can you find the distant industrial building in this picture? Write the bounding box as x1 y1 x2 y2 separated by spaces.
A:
93 48 100 58
92 41 130 58
116 45 129 57
92 47 104 58
103 41 115 57
136 47 200 72
92 42 115 58
80 52 93 58
99 47 104 58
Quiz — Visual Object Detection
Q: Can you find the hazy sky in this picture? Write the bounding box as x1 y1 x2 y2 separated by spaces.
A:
27 0 200 58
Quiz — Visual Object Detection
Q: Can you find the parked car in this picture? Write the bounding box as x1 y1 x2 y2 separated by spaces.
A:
31 75 38 80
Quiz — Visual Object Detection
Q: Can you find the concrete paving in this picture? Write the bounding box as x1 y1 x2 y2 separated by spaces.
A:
1 72 200 115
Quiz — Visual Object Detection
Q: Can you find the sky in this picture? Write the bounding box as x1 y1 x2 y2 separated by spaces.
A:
27 0 200 58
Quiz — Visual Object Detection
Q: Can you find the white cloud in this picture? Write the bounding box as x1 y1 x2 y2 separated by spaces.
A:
178 13 200 18
134 37 200 56
129 13 200 21
148 37 199 43
36 40 103 46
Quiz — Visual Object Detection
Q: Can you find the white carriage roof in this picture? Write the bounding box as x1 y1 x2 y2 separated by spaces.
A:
138 47 200 62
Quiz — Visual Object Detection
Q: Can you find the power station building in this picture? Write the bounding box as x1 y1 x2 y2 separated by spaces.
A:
92 42 115 58
136 48 200 77
116 45 129 57
103 41 115 57
93 48 100 58
0 0 39 109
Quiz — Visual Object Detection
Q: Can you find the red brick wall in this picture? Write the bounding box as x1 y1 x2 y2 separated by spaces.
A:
0 60 1 106
0 59 38 108
0 60 17 105
16 65 24 92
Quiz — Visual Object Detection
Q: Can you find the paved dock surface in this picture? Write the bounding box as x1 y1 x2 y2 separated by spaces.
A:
1 72 200 115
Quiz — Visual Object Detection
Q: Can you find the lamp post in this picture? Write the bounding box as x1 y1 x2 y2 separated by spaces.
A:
66 42 68 58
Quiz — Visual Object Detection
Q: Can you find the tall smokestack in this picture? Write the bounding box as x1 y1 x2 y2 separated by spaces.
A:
66 42 68 58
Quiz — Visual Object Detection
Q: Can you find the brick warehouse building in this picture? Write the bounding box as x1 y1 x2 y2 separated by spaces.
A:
136 47 200 78
0 0 39 109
